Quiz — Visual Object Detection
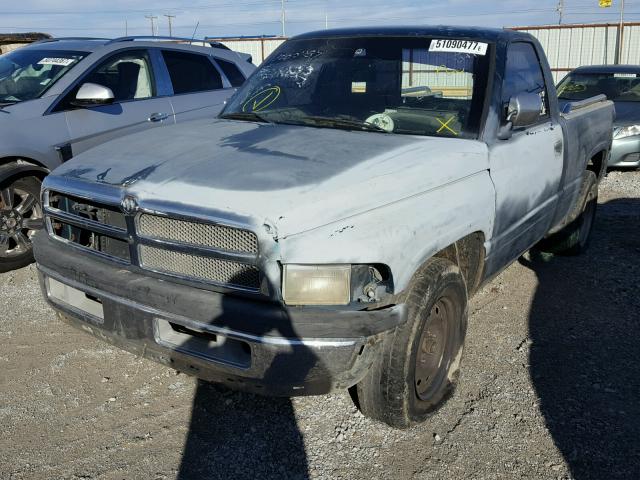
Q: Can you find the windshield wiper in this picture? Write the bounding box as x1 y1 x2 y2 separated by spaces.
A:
219 111 273 124
298 115 389 133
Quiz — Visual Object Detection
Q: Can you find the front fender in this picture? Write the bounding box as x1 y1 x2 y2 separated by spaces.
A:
278 171 495 295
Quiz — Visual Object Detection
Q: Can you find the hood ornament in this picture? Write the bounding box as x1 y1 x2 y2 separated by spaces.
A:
121 195 138 214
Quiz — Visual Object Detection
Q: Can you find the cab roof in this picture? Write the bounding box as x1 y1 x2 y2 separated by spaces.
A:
292 25 533 43
571 64 640 74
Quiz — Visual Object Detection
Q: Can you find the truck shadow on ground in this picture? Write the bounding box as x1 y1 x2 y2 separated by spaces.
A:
176 274 315 479
177 382 308 479
522 197 640 479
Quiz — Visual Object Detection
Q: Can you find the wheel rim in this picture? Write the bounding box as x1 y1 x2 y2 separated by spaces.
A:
0 185 43 258
415 296 453 401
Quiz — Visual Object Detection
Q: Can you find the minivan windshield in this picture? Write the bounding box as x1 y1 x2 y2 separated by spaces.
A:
557 72 640 102
0 49 88 104
221 36 491 138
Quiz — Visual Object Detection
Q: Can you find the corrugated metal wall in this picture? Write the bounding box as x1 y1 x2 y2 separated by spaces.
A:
210 37 286 64
212 23 640 85
513 23 640 83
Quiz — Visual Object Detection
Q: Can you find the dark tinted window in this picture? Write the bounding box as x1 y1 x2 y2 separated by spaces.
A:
162 50 223 94
557 72 640 102
502 42 548 121
215 57 246 87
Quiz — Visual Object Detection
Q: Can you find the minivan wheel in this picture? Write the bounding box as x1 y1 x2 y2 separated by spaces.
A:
0 176 43 273
355 258 468 429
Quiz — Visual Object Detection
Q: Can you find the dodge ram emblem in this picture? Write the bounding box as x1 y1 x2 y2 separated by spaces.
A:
121 195 138 214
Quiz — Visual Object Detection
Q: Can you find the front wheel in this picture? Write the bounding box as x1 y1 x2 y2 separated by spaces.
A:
355 258 468 428
0 176 44 273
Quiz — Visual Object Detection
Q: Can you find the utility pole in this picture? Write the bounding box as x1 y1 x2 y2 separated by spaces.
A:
325 12 328 29
145 15 158 36
556 0 564 25
125 19 128 36
164 14 176 37
281 0 286 37
618 0 625 63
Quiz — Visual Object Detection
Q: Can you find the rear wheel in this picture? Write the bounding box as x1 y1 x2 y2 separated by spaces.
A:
0 176 43 273
537 171 598 256
355 258 468 428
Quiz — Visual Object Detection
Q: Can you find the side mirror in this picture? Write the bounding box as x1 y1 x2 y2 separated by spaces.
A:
71 83 115 107
497 92 543 140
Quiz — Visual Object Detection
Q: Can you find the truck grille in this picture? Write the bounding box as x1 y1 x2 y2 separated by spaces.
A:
139 245 260 288
44 191 262 292
137 214 258 253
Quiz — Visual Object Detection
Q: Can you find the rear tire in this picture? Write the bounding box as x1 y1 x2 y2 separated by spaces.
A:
0 176 43 273
537 171 598 256
355 258 468 428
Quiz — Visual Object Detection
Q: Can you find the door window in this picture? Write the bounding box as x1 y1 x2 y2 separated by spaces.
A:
162 50 223 94
84 50 154 102
214 58 246 87
502 42 549 123
55 49 154 111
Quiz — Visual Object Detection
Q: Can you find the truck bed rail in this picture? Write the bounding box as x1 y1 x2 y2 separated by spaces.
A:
561 94 608 114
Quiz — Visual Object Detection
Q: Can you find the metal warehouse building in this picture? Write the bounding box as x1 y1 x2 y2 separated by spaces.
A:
210 23 640 84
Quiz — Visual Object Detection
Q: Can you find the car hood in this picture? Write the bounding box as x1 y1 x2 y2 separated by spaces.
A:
51 118 489 238
613 101 640 127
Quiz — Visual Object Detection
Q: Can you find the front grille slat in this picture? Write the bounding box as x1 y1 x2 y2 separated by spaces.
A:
45 191 262 293
139 245 260 289
138 214 258 254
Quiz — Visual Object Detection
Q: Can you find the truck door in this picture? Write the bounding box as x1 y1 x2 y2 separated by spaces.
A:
160 50 230 122
487 42 563 272
60 49 174 157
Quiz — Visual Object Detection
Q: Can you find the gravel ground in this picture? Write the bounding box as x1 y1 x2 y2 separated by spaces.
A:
1 170 638 480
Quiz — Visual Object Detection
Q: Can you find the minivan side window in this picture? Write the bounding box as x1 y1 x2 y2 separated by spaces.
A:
162 50 223 94
502 42 549 123
214 58 246 87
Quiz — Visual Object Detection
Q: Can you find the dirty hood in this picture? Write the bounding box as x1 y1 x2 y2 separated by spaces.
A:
52 118 489 238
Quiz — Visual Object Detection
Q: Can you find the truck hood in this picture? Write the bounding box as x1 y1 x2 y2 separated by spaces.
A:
612 101 640 127
52 118 489 238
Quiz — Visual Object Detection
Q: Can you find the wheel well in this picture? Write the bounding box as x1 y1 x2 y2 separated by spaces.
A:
0 156 49 181
433 232 486 296
587 150 607 180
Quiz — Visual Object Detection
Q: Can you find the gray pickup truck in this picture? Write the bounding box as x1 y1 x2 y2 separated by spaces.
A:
34 27 613 428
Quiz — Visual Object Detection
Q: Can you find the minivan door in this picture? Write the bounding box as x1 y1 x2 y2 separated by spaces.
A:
59 49 173 157
160 49 231 122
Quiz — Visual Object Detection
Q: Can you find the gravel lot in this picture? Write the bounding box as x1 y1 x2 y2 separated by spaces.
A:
1 170 638 480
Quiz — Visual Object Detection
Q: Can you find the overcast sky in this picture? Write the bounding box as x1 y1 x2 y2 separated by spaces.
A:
1 0 636 39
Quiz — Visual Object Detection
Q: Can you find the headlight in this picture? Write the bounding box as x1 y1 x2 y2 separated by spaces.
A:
282 264 351 306
614 124 640 139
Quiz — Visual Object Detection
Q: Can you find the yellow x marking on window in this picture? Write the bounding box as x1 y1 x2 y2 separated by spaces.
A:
436 116 459 136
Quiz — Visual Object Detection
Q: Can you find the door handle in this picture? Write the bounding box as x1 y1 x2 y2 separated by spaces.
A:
148 112 169 123
554 140 563 155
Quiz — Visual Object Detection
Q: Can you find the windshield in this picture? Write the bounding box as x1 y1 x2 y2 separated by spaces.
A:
557 72 640 102
221 36 491 138
0 49 88 104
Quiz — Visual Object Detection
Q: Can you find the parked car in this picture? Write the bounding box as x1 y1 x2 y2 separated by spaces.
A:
35 27 613 428
0 36 255 271
557 64 640 169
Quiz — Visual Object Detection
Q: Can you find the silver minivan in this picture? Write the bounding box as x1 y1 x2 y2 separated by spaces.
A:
0 36 255 271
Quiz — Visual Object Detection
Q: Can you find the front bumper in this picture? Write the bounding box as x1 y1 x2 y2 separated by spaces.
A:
609 135 640 168
35 233 406 396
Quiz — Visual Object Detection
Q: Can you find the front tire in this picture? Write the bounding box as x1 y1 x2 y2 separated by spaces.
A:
355 258 468 428
0 176 43 273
